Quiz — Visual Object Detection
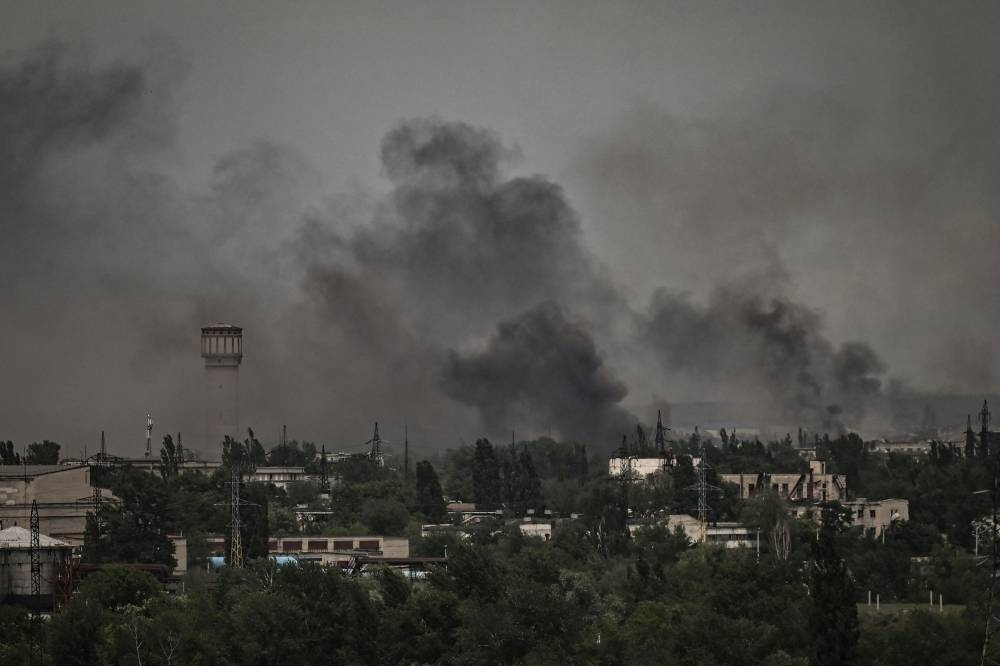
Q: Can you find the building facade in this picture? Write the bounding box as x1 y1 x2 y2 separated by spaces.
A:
0 465 107 545
842 498 909 536
205 535 409 567
719 459 847 503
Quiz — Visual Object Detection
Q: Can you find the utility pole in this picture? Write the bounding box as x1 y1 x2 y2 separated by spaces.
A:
404 425 409 481
688 442 720 544
981 401 992 459
229 463 243 568
981 401 999 665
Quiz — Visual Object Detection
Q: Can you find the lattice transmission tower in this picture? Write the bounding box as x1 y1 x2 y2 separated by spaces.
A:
29 500 40 598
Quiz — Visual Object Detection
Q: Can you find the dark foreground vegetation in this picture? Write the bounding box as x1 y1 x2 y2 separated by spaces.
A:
0 430 993 664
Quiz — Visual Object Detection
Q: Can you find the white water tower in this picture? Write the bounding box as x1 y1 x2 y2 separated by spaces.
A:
201 324 243 450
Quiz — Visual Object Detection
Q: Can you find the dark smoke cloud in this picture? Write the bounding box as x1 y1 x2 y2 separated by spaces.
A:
441 301 634 447
640 285 887 429
10 12 993 453
299 118 636 445
570 5 1000 400
0 41 335 454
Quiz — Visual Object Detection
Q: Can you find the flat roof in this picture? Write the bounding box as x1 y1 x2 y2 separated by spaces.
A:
0 464 86 479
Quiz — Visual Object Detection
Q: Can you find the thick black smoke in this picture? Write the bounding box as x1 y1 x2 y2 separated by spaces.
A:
304 118 625 344
641 285 887 429
0 39 928 452
301 118 634 444
441 301 634 447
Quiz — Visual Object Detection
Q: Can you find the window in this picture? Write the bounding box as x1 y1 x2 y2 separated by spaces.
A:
308 540 328 551
857 509 864 518
781 483 789 494
358 540 380 552
333 540 354 551
282 540 302 552
869 510 876 519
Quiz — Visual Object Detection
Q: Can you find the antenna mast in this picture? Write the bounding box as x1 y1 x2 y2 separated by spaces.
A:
145 414 154 457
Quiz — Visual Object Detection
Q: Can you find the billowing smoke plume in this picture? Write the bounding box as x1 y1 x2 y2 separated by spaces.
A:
441 301 634 446
300 119 634 444
4 33 969 453
304 118 625 346
641 285 887 429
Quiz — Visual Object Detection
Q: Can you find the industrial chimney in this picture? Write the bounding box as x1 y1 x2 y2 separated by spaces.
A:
201 324 243 451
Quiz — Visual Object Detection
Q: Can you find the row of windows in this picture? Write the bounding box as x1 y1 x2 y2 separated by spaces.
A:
201 335 242 355
273 539 381 553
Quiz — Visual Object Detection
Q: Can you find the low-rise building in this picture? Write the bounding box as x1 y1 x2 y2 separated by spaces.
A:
608 457 671 479
719 459 847 503
205 534 409 568
517 520 552 540
867 440 933 456
630 514 756 548
0 465 109 545
250 466 309 489
842 498 909 536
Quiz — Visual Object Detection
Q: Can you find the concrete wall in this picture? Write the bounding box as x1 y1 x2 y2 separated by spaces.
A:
0 466 100 545
205 364 239 450
843 498 909 536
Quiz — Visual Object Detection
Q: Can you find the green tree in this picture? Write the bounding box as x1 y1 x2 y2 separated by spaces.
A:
0 440 20 465
414 460 447 522
25 440 59 464
84 468 177 567
160 433 181 479
77 565 163 611
362 498 410 535
809 502 859 665
511 447 543 515
472 438 502 508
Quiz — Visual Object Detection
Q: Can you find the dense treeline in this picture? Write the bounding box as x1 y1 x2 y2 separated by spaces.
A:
0 429 995 663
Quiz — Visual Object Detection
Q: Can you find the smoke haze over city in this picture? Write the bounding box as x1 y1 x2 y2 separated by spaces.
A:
2 2 999 455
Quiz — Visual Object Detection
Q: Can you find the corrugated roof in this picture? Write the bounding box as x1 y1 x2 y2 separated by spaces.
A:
0 525 71 549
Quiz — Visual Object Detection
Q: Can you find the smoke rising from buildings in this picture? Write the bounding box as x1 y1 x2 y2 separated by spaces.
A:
2 6 998 454
441 301 634 446
641 285 888 430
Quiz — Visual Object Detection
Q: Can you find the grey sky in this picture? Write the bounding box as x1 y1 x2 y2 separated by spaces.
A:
2 2 997 455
